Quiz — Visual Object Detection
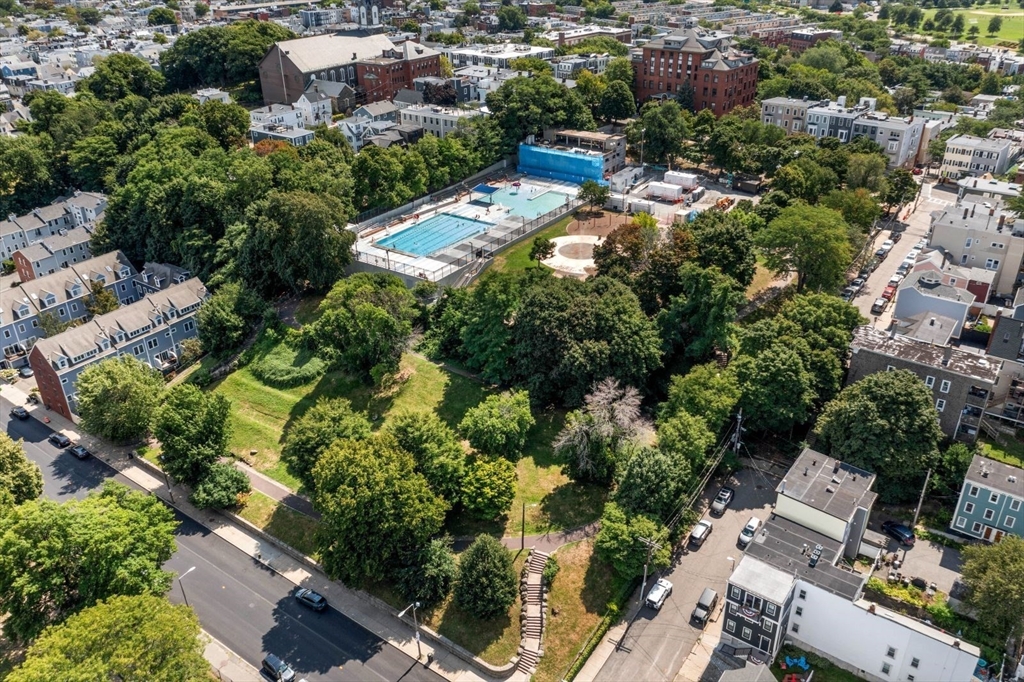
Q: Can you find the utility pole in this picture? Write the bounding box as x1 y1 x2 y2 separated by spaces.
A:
731 409 743 453
911 468 932 530
637 536 662 607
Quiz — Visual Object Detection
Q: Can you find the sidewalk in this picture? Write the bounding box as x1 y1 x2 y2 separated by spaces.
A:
0 382 513 682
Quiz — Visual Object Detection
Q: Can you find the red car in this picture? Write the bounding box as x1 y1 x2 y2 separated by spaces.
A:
912 168 923 175
882 285 897 300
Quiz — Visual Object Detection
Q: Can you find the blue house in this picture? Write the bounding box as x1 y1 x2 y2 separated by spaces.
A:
951 454 1024 543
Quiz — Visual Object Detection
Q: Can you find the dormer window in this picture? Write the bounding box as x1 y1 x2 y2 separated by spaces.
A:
55 356 67 369
94 273 106 284
153 315 163 325
114 332 125 344
15 304 29 319
69 284 82 297
43 293 57 308
99 338 110 350
119 267 130 279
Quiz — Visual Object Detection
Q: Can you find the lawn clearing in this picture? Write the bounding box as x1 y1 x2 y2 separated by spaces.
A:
486 215 574 276
746 254 777 300
920 8 1024 46
533 540 621 682
235 491 319 557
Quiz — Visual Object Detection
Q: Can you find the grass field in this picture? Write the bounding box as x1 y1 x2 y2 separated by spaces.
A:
485 214 574 276
920 7 1024 46
235 491 320 557
978 432 1024 468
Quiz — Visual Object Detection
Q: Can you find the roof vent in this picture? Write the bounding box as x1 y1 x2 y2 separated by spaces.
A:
831 476 840 484
804 467 809 476
1009 475 1017 483
833 461 840 473
825 486 835 493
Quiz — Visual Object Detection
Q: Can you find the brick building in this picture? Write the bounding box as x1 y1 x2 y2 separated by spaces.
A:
356 42 443 104
631 28 758 115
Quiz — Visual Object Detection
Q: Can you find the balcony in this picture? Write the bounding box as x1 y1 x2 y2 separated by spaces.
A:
966 387 990 407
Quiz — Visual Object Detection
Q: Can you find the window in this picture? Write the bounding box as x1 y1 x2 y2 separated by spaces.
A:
940 380 951 394
882 663 891 675
763 620 773 633
984 508 994 521
990 492 1000 504
1006 516 1015 529
183 320 195 332
58 308 65 316
18 324 24 333
71 303 77 312
886 647 896 658
925 376 935 388
120 283 126 292
31 320 38 328
795 606 803 616
936 399 946 412
973 521 983 533
60 378 68 384
991 242 1004 249
965 238 973 248
985 258 1000 270
133 344 144 356
965 502 975 513
147 338 159 350
741 627 752 641
731 586 741 600
908 676 915 681
911 658 920 669
766 603 776 617
1012 499 1021 511
969 485 979 497
956 517 967 528
798 590 806 600
792 623 800 633
725 620 735 633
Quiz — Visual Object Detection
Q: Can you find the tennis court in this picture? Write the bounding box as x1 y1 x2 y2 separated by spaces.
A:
375 213 496 256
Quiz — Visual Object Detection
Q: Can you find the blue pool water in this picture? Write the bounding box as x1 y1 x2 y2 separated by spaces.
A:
486 186 572 220
376 213 495 256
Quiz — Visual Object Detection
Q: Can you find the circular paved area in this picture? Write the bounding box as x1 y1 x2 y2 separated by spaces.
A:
542 235 601 277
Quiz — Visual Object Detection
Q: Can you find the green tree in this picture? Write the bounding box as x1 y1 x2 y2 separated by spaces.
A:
153 384 232 486
460 390 535 461
967 25 980 39
197 282 265 355
195 1 209 17
987 16 1002 33
845 152 888 192
461 456 517 520
951 13 966 34
486 75 595 155
307 273 417 382
148 7 177 24
385 411 464 504
604 57 634 87
598 80 637 121
630 100 687 167
978 71 1002 96
660 364 740 433
10 595 207 682
656 408 716 471
68 134 118 191
881 168 918 213
0 483 176 642
960 536 1024 643
690 210 757 288
554 379 644 484
497 4 526 29
188 462 251 509
758 203 853 293
573 69 605 110
80 53 166 100
396 537 458 610
0 135 56 217
37 312 73 337
614 446 690 521
183 100 250 149
815 370 942 503
772 158 838 204
84 280 119 317
734 344 815 433
312 434 447 585
578 179 610 212
529 236 555 266
658 264 742 363
594 502 670 580
821 188 881 232
282 398 372 492
931 442 974 499
0 433 42 506
892 87 919 116
454 535 517 619
76 356 165 442
509 56 553 75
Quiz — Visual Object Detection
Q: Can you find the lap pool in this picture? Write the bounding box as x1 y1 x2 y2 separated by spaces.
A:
375 213 495 257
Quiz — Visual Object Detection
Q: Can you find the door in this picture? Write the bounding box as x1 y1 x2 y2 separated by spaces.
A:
759 635 772 656
993 530 1005 543
983 526 994 541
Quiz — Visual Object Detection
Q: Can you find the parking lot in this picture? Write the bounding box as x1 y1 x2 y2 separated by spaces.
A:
595 466 779 682
870 522 964 596
624 174 760 225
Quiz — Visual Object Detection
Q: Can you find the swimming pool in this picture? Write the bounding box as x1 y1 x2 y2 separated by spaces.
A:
486 186 572 220
375 213 495 256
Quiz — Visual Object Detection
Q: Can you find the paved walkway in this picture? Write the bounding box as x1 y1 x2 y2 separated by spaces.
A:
232 460 320 519
0 381 514 682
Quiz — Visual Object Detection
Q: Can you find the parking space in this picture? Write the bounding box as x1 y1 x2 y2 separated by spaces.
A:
872 532 964 596
624 175 760 225
595 466 780 682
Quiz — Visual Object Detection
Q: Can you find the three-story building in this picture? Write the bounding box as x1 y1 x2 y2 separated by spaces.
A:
950 454 1023 542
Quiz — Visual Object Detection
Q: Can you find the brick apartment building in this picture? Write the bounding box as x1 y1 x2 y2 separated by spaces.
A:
631 28 758 115
356 42 443 104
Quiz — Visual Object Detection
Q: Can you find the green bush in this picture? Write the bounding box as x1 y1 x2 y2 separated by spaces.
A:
189 463 251 509
248 329 327 388
543 556 560 586
454 535 517 619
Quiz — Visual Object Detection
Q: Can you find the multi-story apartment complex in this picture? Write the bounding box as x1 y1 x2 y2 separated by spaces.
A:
723 449 983 682
356 42 443 104
443 43 556 70
29 277 208 419
760 96 813 134
1 251 139 370
928 201 1024 297
631 28 758 116
0 192 106 260
397 104 483 138
940 134 1014 179
951 454 1023 542
12 225 93 281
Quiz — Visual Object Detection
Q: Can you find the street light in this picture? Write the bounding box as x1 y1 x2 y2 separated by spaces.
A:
177 566 196 608
398 601 423 662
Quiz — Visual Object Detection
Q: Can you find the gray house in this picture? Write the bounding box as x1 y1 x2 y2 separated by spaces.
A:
950 454 1023 542
12 225 94 281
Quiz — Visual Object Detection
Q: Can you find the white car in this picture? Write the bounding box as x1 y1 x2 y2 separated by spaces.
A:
907 249 921 260
888 274 904 287
738 517 761 547
645 578 673 610
879 239 894 252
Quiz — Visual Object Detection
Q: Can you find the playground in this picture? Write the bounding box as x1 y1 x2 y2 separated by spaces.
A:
539 211 633 279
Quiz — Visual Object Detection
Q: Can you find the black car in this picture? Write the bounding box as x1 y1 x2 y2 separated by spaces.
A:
68 445 91 460
294 588 327 611
881 520 916 546
9 406 29 420
48 432 72 448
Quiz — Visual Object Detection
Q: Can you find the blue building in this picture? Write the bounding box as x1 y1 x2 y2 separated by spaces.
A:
518 143 608 186
951 454 1024 543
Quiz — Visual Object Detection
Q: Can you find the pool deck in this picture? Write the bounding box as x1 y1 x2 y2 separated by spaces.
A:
353 176 579 281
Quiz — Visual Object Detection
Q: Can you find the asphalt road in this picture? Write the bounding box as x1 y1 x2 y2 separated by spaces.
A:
2 401 443 682
595 467 779 682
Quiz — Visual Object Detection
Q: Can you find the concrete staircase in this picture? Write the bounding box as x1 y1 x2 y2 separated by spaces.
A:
517 548 550 676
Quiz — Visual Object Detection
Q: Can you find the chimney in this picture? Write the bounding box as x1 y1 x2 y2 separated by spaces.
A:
942 346 953 366
973 179 978 188
833 460 840 474
999 215 1006 229
971 204 976 218
930 317 936 326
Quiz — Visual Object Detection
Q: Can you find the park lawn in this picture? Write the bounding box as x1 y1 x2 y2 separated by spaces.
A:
486 214 574 276
977 432 1024 468
746 254 777 300
235 491 319 558
532 540 621 682
921 8 1024 46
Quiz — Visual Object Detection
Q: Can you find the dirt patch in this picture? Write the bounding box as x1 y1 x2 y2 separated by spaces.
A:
567 211 631 238
557 242 595 259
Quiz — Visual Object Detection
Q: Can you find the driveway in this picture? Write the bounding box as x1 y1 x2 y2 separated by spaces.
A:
595 466 779 682
853 179 949 328
873 530 964 595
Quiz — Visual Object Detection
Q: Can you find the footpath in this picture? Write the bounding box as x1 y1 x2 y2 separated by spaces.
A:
1 381 516 682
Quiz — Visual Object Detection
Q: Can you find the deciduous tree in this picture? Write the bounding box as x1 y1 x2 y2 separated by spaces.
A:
385 411 464 504
0 433 42 506
80 53 165 100
554 379 645 484
660 364 741 434
460 390 535 461
690 210 757 288
396 537 458 610
598 80 636 121
76 356 165 442
461 455 517 520
658 264 744 362
960 535 1024 643
594 502 670 580
189 462 251 509
282 398 372 492
577 179 610 212
84 280 119 317
153 384 232 486
733 343 815 433
454 535 517 619
197 282 266 355
529 236 555 266
757 203 853 292
614 446 690 522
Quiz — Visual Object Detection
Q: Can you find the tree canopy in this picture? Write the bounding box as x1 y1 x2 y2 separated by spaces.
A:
282 397 372 492
153 383 232 486
454 535 517 619
0 433 42 507
960 536 1024 644
76 356 165 443
758 203 853 293
459 390 535 461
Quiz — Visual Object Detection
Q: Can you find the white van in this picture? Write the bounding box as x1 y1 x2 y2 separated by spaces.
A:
738 517 761 547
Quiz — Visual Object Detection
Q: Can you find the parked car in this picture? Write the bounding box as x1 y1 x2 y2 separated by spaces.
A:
890 231 902 242
738 516 761 547
879 239 894 253
48 433 72 448
874 247 888 260
882 285 897 301
68 445 91 460
645 578 673 610
261 654 296 682
871 298 889 315
850 278 866 294
710 487 735 516
881 521 916 546
840 287 856 302
9 406 29 420
896 261 913 276
690 519 713 547
888 274 904 287
294 588 327 611
912 167 923 175
915 239 927 250
907 249 921 260
691 587 719 626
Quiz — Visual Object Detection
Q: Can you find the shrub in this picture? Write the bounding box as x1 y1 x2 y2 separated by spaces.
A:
396 537 458 609
248 329 327 388
459 390 535 461
454 535 517 619
460 456 517 520
543 556 560 586
189 463 251 509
